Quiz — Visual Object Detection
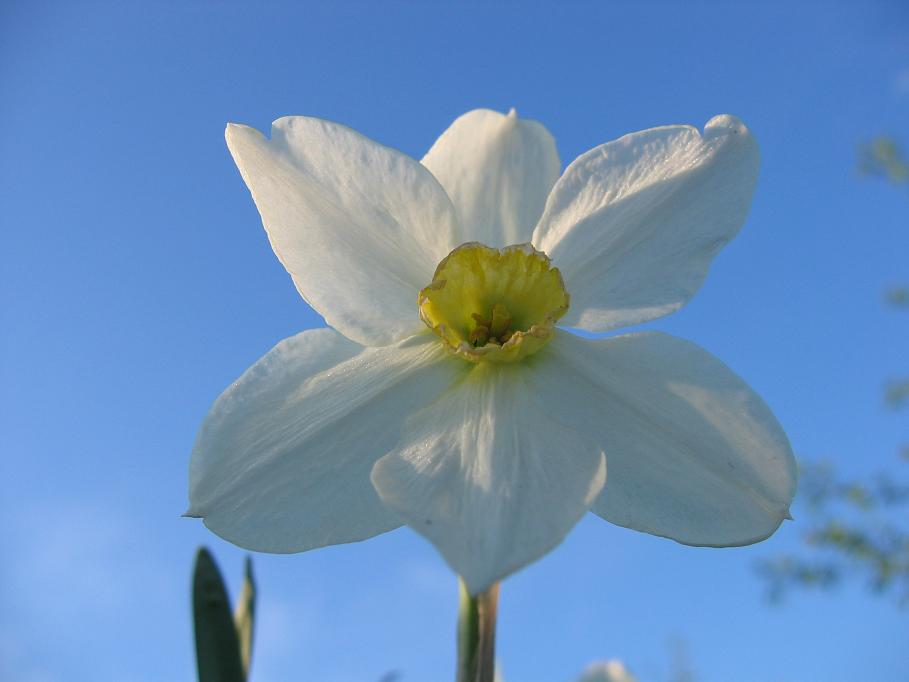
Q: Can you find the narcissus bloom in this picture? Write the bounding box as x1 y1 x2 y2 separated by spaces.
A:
577 661 638 682
187 109 797 594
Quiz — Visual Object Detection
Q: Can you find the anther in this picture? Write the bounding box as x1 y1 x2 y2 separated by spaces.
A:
489 303 511 338
469 325 490 347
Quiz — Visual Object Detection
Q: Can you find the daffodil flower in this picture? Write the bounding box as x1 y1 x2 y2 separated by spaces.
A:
577 661 638 682
187 109 797 595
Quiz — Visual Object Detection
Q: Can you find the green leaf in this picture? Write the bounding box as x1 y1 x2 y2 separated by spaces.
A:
234 556 256 679
193 547 245 682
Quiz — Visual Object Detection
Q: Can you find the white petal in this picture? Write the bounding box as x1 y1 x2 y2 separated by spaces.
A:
371 364 606 593
533 115 759 331
226 117 460 346
527 331 797 547
188 329 465 552
422 109 561 247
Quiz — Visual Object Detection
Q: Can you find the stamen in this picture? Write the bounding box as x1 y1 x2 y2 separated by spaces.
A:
489 303 511 339
472 312 491 328
469 325 490 347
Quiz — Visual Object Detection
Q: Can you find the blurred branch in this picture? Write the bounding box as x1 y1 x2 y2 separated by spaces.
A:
885 378 909 409
764 133 909 607
858 132 908 331
885 287 909 309
858 136 909 184
758 459 909 607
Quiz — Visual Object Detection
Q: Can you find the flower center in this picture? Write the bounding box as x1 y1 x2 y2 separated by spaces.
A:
418 242 570 363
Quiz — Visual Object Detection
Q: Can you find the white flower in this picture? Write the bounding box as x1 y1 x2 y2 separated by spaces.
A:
187 108 797 594
577 660 638 682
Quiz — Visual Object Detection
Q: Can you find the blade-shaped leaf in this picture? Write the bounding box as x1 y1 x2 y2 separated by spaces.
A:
193 547 245 682
233 556 256 678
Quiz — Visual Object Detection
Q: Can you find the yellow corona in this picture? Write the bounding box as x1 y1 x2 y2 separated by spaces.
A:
418 242 570 363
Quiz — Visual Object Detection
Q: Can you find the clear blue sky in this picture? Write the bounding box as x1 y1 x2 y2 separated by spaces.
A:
1 2 907 681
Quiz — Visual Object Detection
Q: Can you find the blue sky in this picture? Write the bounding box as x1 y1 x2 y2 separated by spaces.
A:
1 1 907 681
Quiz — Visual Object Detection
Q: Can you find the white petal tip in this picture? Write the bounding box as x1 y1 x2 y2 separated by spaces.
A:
224 121 262 146
507 107 518 119
704 114 749 137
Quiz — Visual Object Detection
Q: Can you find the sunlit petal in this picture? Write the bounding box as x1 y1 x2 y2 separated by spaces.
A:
226 117 460 346
372 363 606 593
423 109 560 247
528 331 796 546
188 329 465 552
533 115 759 331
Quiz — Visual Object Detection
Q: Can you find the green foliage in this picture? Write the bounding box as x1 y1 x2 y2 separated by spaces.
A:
858 136 909 184
193 548 256 682
457 579 499 682
759 136 908 607
757 460 909 605
885 378 909 408
862 135 907 332
884 287 909 309
234 556 256 679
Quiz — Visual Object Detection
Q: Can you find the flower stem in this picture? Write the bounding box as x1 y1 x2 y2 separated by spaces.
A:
456 578 500 682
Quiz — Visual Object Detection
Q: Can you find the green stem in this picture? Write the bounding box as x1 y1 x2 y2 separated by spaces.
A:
456 578 500 682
